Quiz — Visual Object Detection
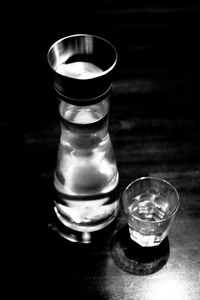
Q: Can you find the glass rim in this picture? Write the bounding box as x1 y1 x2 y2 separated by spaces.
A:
122 176 180 224
47 33 118 77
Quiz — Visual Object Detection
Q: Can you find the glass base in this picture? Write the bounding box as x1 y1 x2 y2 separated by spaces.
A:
129 227 168 247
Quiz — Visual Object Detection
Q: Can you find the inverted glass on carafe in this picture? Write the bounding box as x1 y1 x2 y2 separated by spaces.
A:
47 34 119 243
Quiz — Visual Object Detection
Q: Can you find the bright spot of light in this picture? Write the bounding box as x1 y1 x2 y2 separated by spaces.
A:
146 274 188 300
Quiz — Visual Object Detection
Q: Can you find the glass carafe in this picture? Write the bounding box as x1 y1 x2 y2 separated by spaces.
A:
47 34 119 242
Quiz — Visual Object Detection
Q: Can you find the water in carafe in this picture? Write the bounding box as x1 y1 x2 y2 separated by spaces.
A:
53 62 119 241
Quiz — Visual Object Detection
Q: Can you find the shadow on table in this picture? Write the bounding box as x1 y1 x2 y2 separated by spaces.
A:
109 224 170 275
14 175 114 300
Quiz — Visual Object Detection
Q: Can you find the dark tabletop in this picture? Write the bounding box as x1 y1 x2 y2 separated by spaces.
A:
5 1 200 299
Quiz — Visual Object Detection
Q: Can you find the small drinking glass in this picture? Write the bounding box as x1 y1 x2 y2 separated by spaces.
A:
122 177 180 247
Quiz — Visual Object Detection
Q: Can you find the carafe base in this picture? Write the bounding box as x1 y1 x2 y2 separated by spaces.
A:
51 205 119 243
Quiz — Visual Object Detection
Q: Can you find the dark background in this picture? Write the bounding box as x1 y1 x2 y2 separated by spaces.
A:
5 1 200 299
7 0 200 123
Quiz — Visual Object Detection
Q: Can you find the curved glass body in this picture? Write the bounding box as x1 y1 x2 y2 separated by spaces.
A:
54 95 119 242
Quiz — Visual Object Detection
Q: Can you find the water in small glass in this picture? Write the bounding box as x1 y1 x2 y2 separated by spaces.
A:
127 192 171 247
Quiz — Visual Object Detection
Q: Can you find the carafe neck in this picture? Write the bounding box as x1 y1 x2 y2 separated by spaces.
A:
58 94 110 144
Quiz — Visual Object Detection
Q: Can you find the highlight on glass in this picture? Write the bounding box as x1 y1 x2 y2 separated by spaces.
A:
122 177 180 247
